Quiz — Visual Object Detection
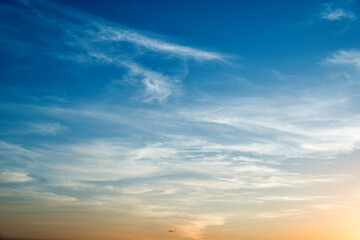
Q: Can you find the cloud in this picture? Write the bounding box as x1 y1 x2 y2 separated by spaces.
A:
26 122 63 135
0 171 32 183
94 25 223 61
34 94 360 161
321 8 356 21
324 49 360 84
325 50 360 68
0 141 40 160
255 195 326 202
0 0 224 103
14 98 356 196
0 187 77 203
0 134 352 214
178 215 225 240
181 96 360 158
254 209 309 219
123 62 177 102
319 3 357 21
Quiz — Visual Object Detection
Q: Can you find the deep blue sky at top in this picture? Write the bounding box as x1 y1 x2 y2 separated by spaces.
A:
1 0 360 108
56 0 360 65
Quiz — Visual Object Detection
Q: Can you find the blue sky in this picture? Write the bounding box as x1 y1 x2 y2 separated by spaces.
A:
1 1 360 240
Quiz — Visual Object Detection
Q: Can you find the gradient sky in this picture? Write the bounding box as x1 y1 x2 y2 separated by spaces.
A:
1 1 360 240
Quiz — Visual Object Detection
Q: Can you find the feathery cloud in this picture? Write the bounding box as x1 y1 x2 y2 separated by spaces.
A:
325 50 360 68
0 171 32 183
321 8 356 21
0 0 224 103
26 122 63 135
320 2 357 21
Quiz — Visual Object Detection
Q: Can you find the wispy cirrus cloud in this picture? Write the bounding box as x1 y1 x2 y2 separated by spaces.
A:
123 62 178 103
0 187 77 203
254 209 310 219
181 96 360 159
26 122 64 135
0 0 224 103
12 0 224 61
319 2 357 21
325 50 360 68
0 171 32 183
321 8 356 21
0 141 40 160
324 49 360 84
93 24 223 61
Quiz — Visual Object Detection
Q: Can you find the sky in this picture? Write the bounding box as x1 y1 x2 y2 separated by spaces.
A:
1 0 360 240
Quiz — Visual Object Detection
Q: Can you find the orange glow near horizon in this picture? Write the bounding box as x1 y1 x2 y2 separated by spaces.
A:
1 199 360 240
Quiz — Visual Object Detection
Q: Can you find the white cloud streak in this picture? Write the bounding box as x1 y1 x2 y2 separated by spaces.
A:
27 122 63 135
326 50 360 68
94 25 223 61
0 171 32 183
181 96 360 159
319 2 357 21
1 0 224 103
123 62 177 102
321 8 356 21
